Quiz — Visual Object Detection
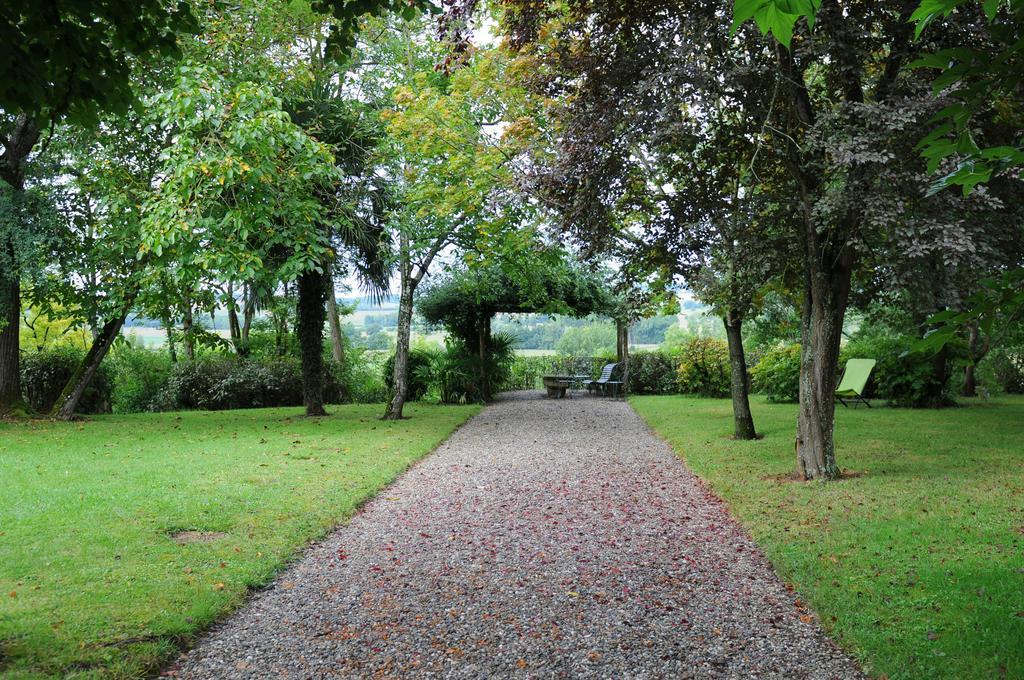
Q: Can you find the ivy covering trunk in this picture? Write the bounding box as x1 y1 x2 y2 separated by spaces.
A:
296 268 328 417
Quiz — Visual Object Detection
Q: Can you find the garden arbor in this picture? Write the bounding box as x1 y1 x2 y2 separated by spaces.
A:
417 261 620 400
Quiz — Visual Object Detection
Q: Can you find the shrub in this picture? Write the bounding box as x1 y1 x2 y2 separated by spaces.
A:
502 355 551 391
751 344 801 403
675 337 730 397
415 342 478 404
383 346 439 402
213 359 307 409
976 346 1024 394
20 346 113 414
627 351 677 395
339 349 389 403
153 356 356 411
153 357 231 410
840 334 956 408
416 333 518 404
109 346 173 413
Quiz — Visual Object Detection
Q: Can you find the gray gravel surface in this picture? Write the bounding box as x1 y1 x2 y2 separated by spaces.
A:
170 392 862 679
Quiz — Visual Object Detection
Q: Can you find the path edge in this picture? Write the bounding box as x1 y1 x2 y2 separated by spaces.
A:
156 402 487 678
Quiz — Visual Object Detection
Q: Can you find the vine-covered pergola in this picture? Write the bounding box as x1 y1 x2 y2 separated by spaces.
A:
417 260 624 399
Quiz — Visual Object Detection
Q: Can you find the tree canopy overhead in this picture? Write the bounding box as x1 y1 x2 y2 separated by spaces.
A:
1 0 197 124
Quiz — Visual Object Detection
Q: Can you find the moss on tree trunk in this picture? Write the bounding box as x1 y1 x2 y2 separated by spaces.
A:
724 311 757 440
296 269 328 417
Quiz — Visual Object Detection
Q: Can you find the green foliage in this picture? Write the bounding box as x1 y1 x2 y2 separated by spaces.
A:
417 260 617 350
415 332 518 404
745 292 802 350
1 0 197 123
917 270 1024 354
626 351 678 395
141 64 337 282
555 322 616 357
384 346 438 402
730 0 821 48
736 0 1024 194
149 357 349 412
340 349 389 403
842 334 957 408
501 355 551 391
977 345 1024 394
20 346 112 414
108 346 174 413
630 316 678 345
675 337 731 397
751 343 802 403
244 322 301 359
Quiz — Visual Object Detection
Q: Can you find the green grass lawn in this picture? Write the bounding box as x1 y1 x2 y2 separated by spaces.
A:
631 394 1024 680
0 403 479 679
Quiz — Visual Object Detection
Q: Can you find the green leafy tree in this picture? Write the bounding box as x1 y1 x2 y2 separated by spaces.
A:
358 19 550 418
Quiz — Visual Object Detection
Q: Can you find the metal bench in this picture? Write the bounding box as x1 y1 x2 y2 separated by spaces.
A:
587 363 620 396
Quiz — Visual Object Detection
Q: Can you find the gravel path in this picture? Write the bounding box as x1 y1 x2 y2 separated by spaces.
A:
171 393 862 679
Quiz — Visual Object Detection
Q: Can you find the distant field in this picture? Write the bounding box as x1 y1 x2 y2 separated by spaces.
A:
515 348 556 356
122 327 233 348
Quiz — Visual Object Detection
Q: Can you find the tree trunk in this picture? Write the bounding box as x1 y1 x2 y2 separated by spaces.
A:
477 316 489 401
164 316 178 363
326 268 345 364
962 363 977 398
615 319 630 396
0 264 20 412
616 320 629 363
0 115 40 413
924 346 953 408
296 268 328 417
227 281 243 355
961 322 987 398
182 299 195 360
723 311 757 440
796 236 852 480
383 278 415 420
52 297 134 420
241 283 255 346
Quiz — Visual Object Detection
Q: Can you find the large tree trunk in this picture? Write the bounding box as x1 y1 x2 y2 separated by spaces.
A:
296 268 328 417
923 346 953 408
0 115 40 413
796 235 853 480
962 362 977 398
616 320 629 362
723 311 757 440
383 277 415 420
326 268 345 364
0 259 20 412
52 297 134 420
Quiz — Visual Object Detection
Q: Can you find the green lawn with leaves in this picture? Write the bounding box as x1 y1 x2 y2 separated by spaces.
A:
631 394 1024 680
0 403 479 679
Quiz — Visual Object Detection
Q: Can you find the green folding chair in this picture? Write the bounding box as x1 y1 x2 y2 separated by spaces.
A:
836 358 876 408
